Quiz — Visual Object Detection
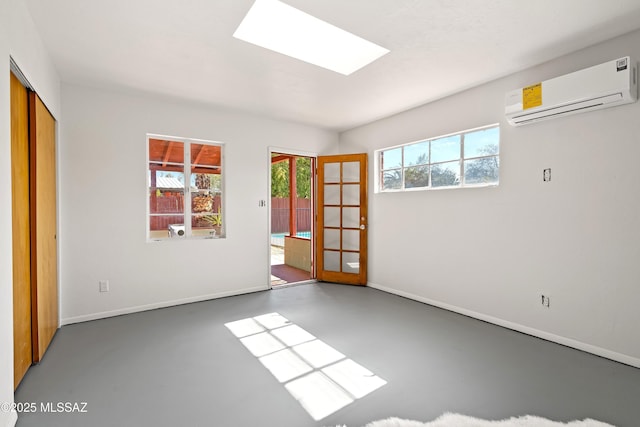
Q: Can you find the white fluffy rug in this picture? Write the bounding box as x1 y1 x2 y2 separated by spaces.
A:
336 413 616 427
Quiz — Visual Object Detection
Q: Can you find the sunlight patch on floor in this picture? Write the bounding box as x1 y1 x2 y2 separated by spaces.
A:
225 312 386 421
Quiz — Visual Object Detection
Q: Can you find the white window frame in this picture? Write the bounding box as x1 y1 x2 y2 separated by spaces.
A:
146 133 225 241
375 124 500 193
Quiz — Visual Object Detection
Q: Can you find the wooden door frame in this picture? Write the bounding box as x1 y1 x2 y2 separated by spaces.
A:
267 147 318 288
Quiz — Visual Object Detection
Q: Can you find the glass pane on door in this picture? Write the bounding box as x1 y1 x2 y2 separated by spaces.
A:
342 207 359 228
324 207 340 227
343 184 360 205
324 185 340 204
324 229 340 250
343 230 359 251
343 162 360 182
324 251 340 272
342 252 360 274
324 163 340 183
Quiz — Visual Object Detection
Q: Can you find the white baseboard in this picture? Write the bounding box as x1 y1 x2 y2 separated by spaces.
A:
60 285 268 325
367 282 640 369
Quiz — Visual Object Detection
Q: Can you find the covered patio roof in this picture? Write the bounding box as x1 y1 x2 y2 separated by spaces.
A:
149 138 221 174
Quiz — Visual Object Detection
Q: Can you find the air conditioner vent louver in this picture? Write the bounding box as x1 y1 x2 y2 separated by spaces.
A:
505 57 637 126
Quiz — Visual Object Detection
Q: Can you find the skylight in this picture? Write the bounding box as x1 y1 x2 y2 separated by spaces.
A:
233 0 389 75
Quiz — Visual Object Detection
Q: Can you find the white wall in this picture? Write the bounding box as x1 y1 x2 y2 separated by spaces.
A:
7 0 60 116
339 29 640 367
0 3 15 426
1 1 61 426
59 84 338 324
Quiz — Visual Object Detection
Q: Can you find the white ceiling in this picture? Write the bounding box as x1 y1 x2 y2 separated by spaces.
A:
24 0 640 131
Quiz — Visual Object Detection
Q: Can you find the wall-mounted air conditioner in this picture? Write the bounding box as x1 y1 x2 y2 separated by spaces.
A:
505 56 637 126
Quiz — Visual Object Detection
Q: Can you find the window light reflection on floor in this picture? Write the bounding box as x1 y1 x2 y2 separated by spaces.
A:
224 312 386 421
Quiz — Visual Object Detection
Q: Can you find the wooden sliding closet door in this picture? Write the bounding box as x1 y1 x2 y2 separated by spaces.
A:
30 92 59 362
11 72 32 388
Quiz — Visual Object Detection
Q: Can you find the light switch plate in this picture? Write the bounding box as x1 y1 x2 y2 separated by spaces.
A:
99 280 110 292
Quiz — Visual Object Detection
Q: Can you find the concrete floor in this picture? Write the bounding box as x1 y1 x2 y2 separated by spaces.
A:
14 283 640 427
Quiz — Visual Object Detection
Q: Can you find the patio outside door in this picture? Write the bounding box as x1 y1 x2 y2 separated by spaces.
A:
316 154 367 285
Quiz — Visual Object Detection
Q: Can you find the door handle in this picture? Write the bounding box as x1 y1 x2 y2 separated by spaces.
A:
359 224 366 230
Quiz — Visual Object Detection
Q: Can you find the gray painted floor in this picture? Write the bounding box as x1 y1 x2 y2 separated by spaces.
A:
14 283 640 427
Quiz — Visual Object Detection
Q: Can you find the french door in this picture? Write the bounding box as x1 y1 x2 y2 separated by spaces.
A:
316 154 368 285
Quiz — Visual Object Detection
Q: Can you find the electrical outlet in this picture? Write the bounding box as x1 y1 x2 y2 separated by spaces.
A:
99 280 110 293
541 294 550 307
543 168 551 182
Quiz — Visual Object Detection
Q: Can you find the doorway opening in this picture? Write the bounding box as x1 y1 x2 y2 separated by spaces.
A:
270 151 315 287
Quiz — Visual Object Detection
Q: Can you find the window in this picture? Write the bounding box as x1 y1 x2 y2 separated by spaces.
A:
147 135 224 240
377 125 499 192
